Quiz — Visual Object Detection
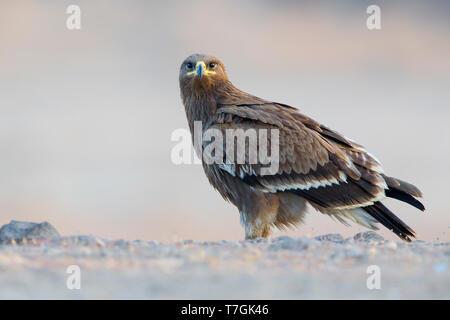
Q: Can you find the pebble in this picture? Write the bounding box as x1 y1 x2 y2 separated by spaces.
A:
315 234 344 242
353 231 384 243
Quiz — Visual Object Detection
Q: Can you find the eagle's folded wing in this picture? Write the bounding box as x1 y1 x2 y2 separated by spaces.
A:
209 103 388 210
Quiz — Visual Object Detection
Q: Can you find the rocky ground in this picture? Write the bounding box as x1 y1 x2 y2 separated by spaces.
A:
0 220 448 299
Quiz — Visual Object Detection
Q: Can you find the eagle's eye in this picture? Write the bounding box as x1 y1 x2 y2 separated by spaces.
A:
186 63 194 70
209 62 216 69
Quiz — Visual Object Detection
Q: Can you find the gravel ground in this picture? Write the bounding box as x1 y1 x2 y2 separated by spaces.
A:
0 231 449 299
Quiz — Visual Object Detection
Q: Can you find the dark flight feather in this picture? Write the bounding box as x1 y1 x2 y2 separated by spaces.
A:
363 202 416 242
385 188 425 211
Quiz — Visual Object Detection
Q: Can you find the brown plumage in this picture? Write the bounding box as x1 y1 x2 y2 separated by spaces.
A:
179 53 425 241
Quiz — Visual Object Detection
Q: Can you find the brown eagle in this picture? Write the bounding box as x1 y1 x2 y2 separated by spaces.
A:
179 53 425 241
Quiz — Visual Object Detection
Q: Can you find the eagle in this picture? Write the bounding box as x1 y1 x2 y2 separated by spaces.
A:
179 53 425 241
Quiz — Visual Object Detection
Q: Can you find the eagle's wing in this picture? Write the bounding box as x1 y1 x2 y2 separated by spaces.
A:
210 103 385 209
207 102 423 241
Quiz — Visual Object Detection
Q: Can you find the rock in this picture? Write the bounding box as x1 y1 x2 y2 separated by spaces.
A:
132 240 150 247
0 220 60 244
315 234 344 242
94 236 106 247
246 237 269 244
269 237 319 251
222 240 241 247
353 231 384 243
273 236 294 242
201 241 221 246
113 239 131 248
343 237 355 244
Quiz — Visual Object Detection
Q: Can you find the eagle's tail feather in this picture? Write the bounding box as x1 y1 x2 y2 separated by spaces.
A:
383 175 425 211
385 188 425 211
363 202 415 242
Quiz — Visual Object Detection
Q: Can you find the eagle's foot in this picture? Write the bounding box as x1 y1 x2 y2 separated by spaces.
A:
243 220 272 240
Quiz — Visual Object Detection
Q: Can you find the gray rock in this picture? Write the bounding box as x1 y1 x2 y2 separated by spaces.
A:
113 239 131 247
353 231 384 242
269 237 319 251
200 241 221 246
315 234 344 242
0 220 60 244
246 237 268 244
272 236 294 242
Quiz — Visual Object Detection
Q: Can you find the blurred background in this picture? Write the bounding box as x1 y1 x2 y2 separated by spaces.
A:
0 0 449 242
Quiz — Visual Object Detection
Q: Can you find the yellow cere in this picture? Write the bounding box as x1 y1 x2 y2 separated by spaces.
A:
187 61 216 77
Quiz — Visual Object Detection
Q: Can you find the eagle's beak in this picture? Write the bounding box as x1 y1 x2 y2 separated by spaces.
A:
196 61 205 80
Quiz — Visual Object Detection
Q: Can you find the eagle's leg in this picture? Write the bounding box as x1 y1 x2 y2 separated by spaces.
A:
242 217 272 240
239 193 279 240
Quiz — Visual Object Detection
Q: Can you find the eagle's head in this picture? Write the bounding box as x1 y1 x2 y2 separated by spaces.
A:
179 54 229 93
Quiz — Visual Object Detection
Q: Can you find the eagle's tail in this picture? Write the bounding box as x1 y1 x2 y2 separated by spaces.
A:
382 175 425 211
361 176 424 242
363 202 416 242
